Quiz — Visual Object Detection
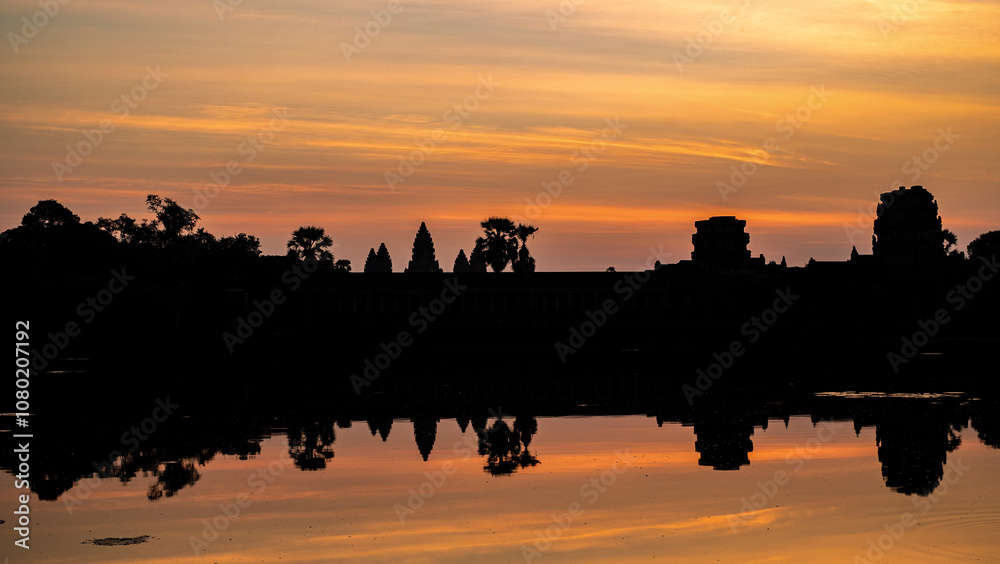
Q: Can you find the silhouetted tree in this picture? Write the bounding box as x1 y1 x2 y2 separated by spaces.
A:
21 199 79 228
968 230 1000 261
2 199 115 257
287 226 334 263
146 194 200 244
512 223 539 273
95 195 199 246
190 227 216 246
96 213 155 244
476 217 518 272
218 233 261 256
942 229 958 255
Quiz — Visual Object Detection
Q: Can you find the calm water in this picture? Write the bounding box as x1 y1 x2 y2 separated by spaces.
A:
2 400 999 563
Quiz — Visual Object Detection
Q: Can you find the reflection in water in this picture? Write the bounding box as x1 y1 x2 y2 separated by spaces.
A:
875 401 964 495
147 461 201 501
477 415 540 476
413 415 438 461
971 400 1000 449
689 405 761 471
366 413 393 441
2 393 995 504
287 418 336 470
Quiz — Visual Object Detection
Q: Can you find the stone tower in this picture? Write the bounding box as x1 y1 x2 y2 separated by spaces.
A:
873 185 944 275
453 249 470 273
691 216 751 272
405 222 442 273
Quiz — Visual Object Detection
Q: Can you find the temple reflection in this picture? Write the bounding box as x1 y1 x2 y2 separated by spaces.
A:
875 400 964 495
1 389 989 503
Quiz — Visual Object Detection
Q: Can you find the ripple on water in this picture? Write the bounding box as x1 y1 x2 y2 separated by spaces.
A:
899 508 1000 561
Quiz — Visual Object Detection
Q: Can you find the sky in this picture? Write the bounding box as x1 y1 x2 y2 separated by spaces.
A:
1 0 998 271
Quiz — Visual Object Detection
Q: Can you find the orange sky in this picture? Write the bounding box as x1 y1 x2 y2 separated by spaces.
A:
2 0 998 270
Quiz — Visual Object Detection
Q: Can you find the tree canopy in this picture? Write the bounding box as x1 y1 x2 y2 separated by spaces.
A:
22 199 80 228
475 217 539 273
968 231 1000 261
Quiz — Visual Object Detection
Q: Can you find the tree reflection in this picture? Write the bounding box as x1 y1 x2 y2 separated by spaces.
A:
147 461 201 501
287 420 336 471
477 415 540 476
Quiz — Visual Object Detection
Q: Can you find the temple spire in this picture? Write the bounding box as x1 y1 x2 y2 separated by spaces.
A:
405 222 442 273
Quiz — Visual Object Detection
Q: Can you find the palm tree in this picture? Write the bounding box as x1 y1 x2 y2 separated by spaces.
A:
287 226 334 263
512 223 538 273
941 229 958 255
476 217 517 272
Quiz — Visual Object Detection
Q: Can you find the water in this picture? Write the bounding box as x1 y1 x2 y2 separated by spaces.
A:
3 399 998 563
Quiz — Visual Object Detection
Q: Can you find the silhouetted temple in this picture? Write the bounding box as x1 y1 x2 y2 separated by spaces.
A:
691 216 751 272
873 185 945 275
453 249 471 273
363 243 392 273
405 222 442 273
468 243 487 272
